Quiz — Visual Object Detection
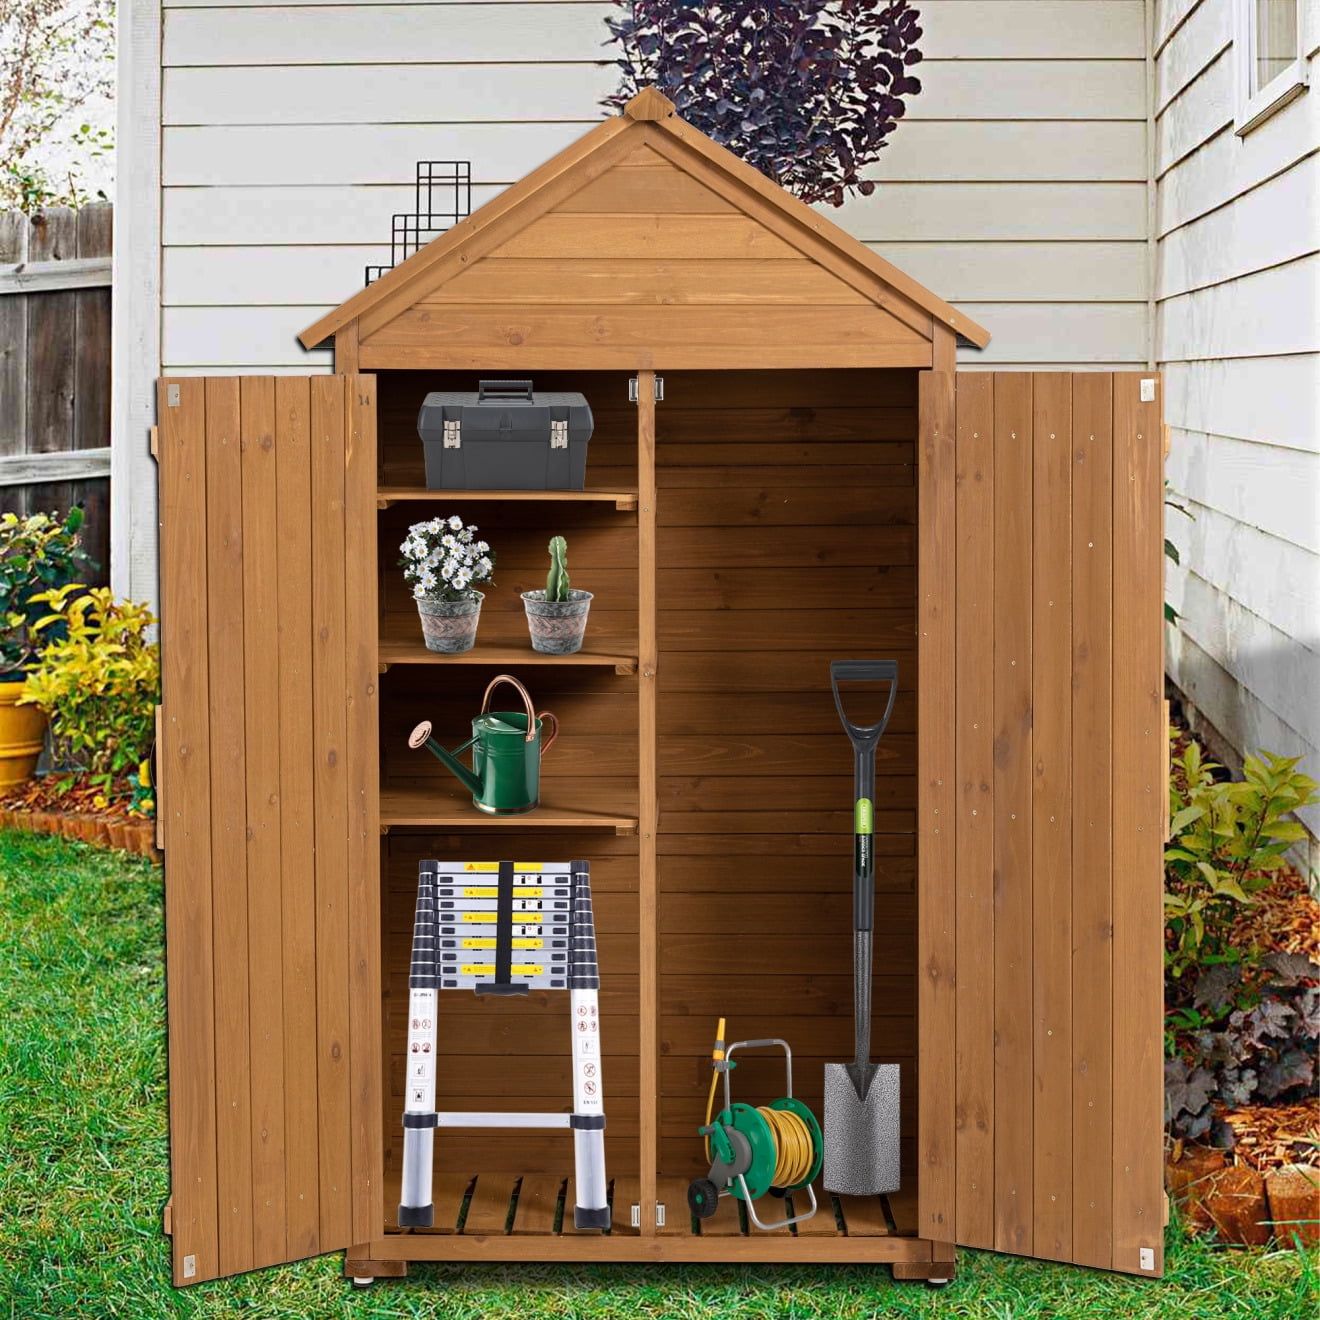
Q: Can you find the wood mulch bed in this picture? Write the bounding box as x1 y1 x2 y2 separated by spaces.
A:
0 776 158 861
1227 865 1319 962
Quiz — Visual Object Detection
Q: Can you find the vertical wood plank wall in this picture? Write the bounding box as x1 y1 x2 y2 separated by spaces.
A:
158 375 376 1283
918 372 1164 1277
656 370 921 1186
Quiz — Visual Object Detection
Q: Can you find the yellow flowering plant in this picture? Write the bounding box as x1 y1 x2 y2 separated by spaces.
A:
19 585 160 790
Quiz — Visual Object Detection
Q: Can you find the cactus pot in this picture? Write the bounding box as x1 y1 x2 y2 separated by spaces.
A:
415 591 484 654
522 589 593 655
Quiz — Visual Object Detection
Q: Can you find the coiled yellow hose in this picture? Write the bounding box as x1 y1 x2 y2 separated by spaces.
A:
757 1104 815 1189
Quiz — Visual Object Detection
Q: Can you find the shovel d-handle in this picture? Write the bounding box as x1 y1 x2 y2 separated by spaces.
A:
829 660 899 936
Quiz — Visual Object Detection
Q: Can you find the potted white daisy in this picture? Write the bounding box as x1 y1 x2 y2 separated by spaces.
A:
400 516 496 654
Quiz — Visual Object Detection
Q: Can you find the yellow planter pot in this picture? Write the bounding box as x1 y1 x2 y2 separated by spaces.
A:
0 680 47 788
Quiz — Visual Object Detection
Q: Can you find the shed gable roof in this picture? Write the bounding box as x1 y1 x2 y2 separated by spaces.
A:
298 89 990 356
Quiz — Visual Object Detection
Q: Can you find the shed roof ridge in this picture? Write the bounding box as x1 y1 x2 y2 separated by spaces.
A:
298 90 990 351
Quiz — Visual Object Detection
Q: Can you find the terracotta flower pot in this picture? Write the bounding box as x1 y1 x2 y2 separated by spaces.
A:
0 679 46 789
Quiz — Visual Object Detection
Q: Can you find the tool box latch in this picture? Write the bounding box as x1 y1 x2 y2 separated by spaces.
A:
550 419 569 450
442 418 461 449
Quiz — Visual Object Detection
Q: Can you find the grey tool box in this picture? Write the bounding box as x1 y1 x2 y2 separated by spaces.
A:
416 380 594 490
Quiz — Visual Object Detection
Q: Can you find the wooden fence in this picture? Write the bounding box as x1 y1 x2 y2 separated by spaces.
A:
0 205 113 582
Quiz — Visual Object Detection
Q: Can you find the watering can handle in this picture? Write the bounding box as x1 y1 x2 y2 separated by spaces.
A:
538 711 559 755
480 674 537 743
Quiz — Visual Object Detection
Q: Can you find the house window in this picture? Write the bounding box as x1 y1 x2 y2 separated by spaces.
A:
1234 0 1309 134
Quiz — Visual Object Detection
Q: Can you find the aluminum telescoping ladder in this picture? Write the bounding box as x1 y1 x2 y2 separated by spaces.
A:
397 860 609 1230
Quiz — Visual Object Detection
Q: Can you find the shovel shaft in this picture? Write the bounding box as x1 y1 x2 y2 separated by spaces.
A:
853 928 873 1071
852 745 875 933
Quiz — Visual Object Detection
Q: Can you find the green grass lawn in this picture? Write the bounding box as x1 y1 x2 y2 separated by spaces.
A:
1 829 1314 1319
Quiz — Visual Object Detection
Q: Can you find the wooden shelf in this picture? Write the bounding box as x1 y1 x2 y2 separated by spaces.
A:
378 487 638 511
379 786 638 834
377 631 638 675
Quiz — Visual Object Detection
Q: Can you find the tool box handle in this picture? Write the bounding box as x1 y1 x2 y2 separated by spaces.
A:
478 379 534 403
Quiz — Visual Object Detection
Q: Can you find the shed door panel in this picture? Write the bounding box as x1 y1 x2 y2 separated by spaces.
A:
158 374 381 1284
917 372 1165 1277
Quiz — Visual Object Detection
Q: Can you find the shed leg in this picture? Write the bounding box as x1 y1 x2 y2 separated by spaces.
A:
891 1241 957 1283
344 1251 408 1286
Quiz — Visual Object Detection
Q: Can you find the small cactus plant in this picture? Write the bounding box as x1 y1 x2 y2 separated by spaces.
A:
546 536 570 603
524 533 591 653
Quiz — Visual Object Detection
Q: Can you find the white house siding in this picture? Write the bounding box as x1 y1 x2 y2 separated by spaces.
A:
155 0 1150 375
1155 0 1320 852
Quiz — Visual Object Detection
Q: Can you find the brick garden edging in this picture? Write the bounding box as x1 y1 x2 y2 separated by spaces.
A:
0 806 160 862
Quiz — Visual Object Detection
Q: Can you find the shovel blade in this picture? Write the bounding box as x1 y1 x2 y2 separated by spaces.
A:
822 1062 901 1196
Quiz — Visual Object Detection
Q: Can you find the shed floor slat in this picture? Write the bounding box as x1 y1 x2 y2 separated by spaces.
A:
384 1170 917 1238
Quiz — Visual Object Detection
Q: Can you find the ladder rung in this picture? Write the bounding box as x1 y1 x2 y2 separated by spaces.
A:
434 1111 573 1130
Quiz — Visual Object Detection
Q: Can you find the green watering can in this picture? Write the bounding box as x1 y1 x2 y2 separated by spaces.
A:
408 673 559 815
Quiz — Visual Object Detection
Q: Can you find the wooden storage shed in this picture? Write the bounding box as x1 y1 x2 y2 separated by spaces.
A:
156 88 1166 1286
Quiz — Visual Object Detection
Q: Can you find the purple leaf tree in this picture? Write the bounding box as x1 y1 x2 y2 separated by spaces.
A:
602 1 924 207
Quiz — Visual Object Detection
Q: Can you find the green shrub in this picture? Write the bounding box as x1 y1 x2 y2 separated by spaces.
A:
18 585 160 786
0 508 90 677
1164 739 1316 983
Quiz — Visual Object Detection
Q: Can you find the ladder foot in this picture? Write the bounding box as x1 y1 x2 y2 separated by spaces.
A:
574 1204 611 1231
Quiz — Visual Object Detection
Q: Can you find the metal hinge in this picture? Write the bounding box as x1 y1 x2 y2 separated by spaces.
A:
442 418 461 449
629 1202 665 1228
628 376 664 404
166 384 180 408
550 419 569 450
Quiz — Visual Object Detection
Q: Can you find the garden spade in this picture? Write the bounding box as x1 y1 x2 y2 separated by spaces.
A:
823 659 902 1197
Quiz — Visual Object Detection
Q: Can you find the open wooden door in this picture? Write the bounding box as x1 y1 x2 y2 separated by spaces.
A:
917 371 1166 1276
157 375 381 1284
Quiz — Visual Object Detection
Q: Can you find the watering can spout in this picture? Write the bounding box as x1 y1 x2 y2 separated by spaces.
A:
408 720 483 797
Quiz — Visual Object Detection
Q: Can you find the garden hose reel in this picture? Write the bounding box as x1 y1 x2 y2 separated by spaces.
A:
687 1024 824 1232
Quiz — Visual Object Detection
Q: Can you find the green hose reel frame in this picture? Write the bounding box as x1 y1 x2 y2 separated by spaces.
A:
691 1037 823 1232
708 1098 823 1201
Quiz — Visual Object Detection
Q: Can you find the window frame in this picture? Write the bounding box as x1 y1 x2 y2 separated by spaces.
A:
1233 0 1310 134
